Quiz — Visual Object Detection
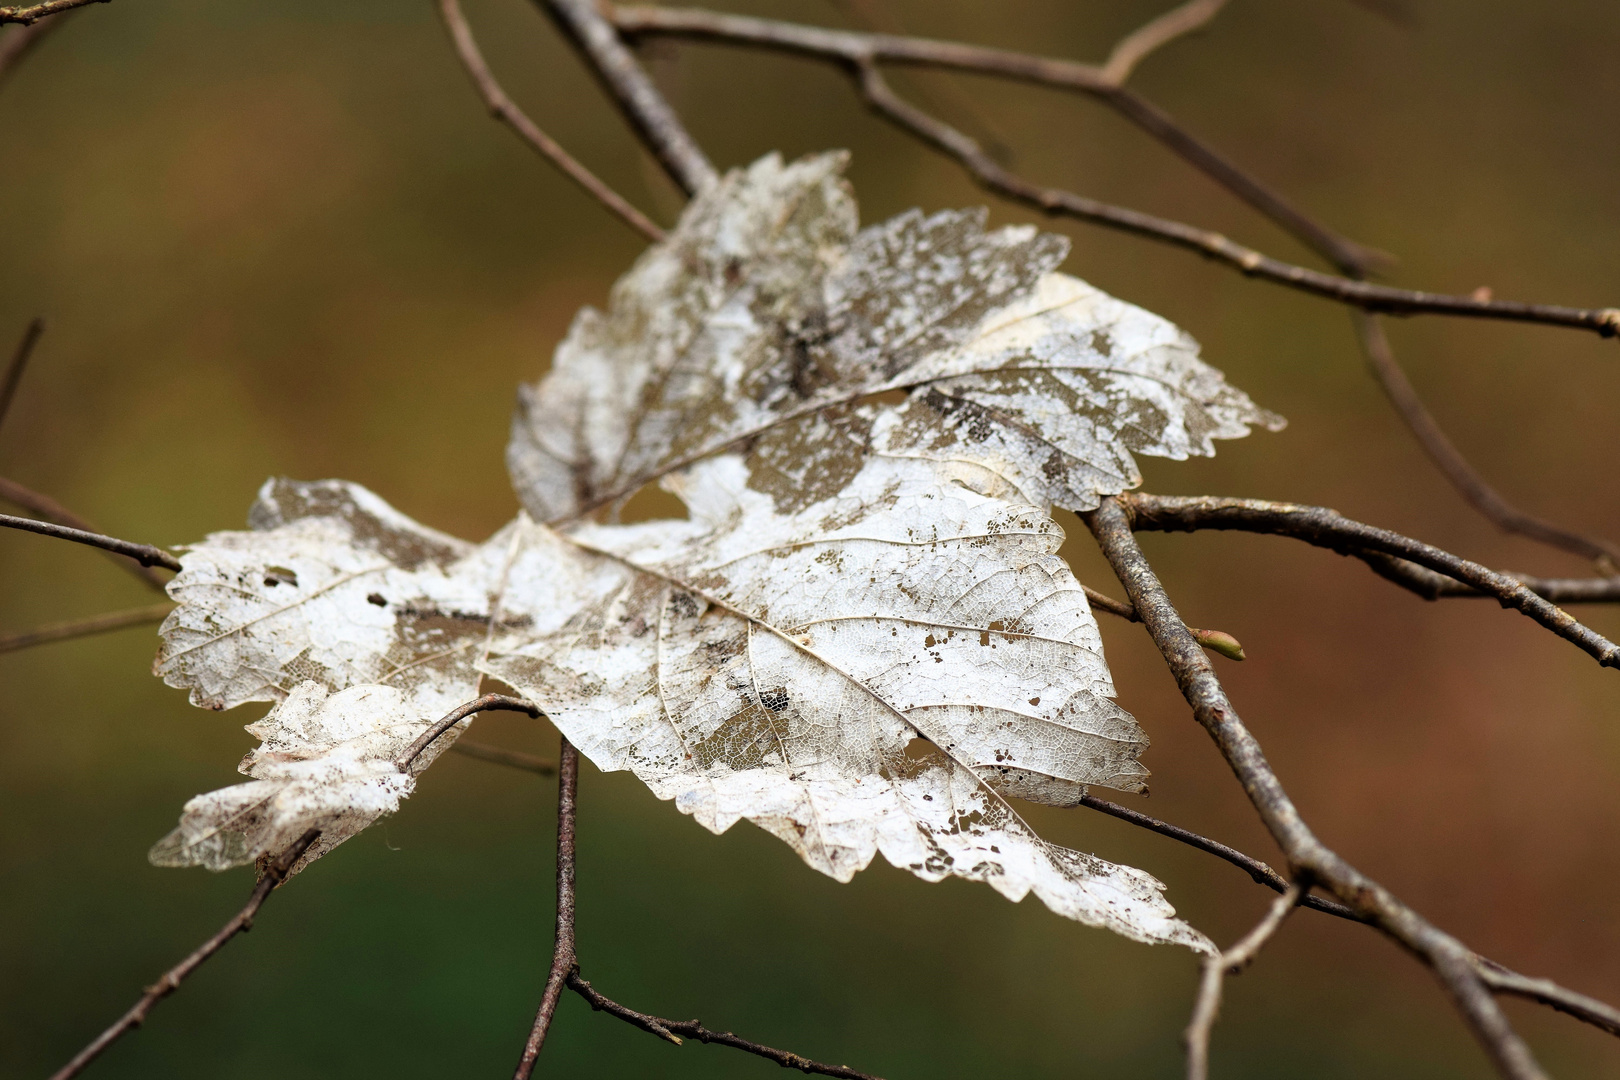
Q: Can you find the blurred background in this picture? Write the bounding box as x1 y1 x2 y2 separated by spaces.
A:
2 0 1618 1076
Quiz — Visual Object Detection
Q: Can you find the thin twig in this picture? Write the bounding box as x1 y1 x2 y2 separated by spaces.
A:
47 829 320 1080
0 601 172 655
446 720 1620 1046
1184 881 1304 1080
1078 794 1358 922
0 0 102 26
0 317 43 428
513 738 578 1080
1084 498 1548 1080
1100 0 1227 86
1119 492 1620 670
395 693 542 771
438 0 665 242
611 5 1618 335
567 972 885 1079
1353 312 1620 569
1476 961 1620 1038
1356 550 1620 604
540 0 717 196
0 477 172 589
0 511 182 572
449 739 557 775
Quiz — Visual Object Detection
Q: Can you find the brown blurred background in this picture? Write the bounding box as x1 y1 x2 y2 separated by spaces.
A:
2 1 1618 1076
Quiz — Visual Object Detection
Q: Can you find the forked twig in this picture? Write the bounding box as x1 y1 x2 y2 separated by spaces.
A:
1084 498 1548 1080
539 0 717 196
1099 0 1227 85
610 4 1617 336
0 601 173 654
47 829 321 1080
438 0 665 242
513 737 578 1079
1184 881 1304 1080
567 971 886 1079
1352 311 1620 569
450 701 1620 1048
1118 493 1620 669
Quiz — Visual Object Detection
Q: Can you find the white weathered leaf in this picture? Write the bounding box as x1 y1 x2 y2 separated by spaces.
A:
507 151 1282 523
149 150 1278 954
151 479 519 872
483 439 1210 951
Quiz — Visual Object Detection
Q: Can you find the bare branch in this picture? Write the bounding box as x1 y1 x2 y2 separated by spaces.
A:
1119 492 1620 670
539 0 717 196
449 739 556 775
47 829 320 1080
612 5 1618 336
513 738 578 1080
1356 550 1620 604
1084 497 1548 1080
0 601 172 655
0 510 182 572
438 0 665 242
1184 880 1304 1080
568 971 886 1079
446 709 1620 1047
0 0 102 26
395 694 543 770
0 317 43 429
0 477 172 589
1354 312 1620 569
1477 962 1620 1038
1100 0 1227 86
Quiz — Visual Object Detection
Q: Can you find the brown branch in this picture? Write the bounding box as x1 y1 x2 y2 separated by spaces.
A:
1354 312 1620 569
445 714 1620 1047
0 510 182 572
567 971 886 1079
449 739 556 775
513 737 578 1080
1477 962 1620 1039
539 0 717 197
395 693 543 771
0 0 101 26
1084 498 1548 1080
611 5 1618 337
1078 793 1358 922
438 0 665 242
0 317 43 428
47 829 320 1080
0 601 172 654
1356 550 1620 604
1119 492 1620 669
1184 880 1304 1080
1100 0 1227 86
0 477 172 589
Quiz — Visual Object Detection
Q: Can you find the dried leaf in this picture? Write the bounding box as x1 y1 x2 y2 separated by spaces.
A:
149 151 1283 954
508 151 1281 523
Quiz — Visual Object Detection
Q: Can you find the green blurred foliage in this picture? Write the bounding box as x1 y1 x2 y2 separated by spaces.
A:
2 1 1618 1076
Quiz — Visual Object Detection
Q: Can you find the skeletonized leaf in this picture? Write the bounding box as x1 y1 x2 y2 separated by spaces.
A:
149 150 1278 954
508 151 1281 523
484 437 1209 951
152 479 518 871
